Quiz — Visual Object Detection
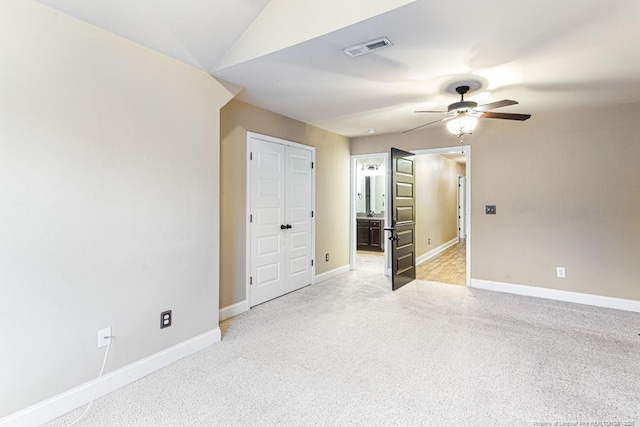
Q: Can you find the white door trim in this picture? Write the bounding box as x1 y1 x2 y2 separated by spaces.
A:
349 152 390 275
246 132 316 308
412 146 471 286
457 174 466 239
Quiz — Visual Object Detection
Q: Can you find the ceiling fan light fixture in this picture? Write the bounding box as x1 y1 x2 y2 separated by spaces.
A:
446 114 478 136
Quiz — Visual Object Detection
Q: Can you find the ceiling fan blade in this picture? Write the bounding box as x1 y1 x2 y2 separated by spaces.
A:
480 112 531 121
403 116 454 134
414 110 448 113
474 99 518 112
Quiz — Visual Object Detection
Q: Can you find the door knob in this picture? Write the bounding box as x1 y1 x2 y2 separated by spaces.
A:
286 224 292 229
280 224 287 230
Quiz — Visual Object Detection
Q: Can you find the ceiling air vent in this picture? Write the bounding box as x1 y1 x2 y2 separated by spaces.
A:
343 37 393 58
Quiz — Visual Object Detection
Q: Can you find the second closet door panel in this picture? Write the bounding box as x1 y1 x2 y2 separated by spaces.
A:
284 146 313 293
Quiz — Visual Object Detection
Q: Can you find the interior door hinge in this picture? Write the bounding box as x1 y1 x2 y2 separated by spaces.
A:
250 276 253 285
311 210 314 218
311 260 314 267
250 214 253 223
311 161 314 169
250 152 253 161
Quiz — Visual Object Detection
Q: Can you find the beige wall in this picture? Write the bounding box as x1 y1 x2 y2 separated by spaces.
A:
352 101 640 301
415 155 463 257
220 99 351 308
0 0 233 418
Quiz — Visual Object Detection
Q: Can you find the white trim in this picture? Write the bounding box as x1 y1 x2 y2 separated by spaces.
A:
0 329 221 427
471 279 640 313
457 174 466 239
416 237 458 265
219 300 249 321
315 264 350 283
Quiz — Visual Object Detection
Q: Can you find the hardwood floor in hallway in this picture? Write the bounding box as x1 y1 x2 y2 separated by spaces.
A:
416 239 466 285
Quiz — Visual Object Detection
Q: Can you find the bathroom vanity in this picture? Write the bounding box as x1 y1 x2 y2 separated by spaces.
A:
356 217 385 251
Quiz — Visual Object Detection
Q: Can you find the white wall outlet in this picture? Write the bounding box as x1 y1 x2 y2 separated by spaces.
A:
556 267 566 278
98 327 112 348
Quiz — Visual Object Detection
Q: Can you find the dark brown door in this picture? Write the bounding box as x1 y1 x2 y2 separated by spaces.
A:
386 148 416 290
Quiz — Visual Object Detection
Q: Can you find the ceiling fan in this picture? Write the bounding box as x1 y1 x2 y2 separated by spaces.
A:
404 85 531 135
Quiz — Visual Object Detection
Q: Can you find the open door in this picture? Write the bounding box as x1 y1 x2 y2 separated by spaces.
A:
385 148 416 290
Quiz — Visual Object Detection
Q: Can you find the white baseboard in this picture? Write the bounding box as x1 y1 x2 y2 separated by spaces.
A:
0 328 221 427
471 279 640 313
219 300 249 321
315 264 350 283
416 238 458 266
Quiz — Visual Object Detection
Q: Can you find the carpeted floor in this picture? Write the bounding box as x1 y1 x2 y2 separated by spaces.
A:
356 250 385 273
48 270 640 426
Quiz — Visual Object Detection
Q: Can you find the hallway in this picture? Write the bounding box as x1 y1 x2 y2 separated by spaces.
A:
356 238 466 286
416 239 466 285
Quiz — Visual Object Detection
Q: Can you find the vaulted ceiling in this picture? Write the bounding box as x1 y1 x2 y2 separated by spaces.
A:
35 0 640 137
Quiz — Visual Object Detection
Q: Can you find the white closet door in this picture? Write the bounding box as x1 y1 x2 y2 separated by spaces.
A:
250 139 285 306
284 146 313 293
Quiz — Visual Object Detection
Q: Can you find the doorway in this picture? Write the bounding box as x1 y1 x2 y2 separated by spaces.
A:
350 154 389 275
350 146 471 286
413 146 470 286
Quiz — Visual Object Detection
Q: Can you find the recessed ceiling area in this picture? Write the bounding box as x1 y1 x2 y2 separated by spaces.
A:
213 0 640 137
36 0 640 138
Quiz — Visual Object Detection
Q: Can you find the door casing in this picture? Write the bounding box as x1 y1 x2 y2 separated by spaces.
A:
458 174 466 239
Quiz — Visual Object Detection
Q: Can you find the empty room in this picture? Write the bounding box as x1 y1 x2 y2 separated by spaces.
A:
2 1 639 426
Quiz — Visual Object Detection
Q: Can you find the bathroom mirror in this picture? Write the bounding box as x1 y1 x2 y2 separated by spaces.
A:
356 162 385 217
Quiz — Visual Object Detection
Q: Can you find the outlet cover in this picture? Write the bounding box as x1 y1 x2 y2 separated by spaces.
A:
556 267 566 278
325 253 330 262
98 327 111 348
161 310 172 329
485 205 497 215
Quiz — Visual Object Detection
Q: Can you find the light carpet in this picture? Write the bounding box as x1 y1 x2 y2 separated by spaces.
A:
48 269 640 426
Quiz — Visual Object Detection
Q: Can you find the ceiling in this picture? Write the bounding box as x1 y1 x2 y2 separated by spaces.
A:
36 0 640 137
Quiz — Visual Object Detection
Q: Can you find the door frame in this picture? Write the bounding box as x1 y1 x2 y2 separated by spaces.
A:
350 152 391 275
412 145 471 286
458 174 466 239
245 132 316 308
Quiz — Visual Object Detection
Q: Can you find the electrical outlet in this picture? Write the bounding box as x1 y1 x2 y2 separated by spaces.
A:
428 238 431 245
98 327 111 348
556 267 566 278
485 205 497 215
161 310 172 329
325 253 330 262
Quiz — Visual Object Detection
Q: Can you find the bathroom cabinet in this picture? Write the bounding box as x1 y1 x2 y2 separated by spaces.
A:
356 218 384 251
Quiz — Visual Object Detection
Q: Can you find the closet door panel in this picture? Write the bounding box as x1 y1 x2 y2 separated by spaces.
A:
285 146 313 293
250 139 286 307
